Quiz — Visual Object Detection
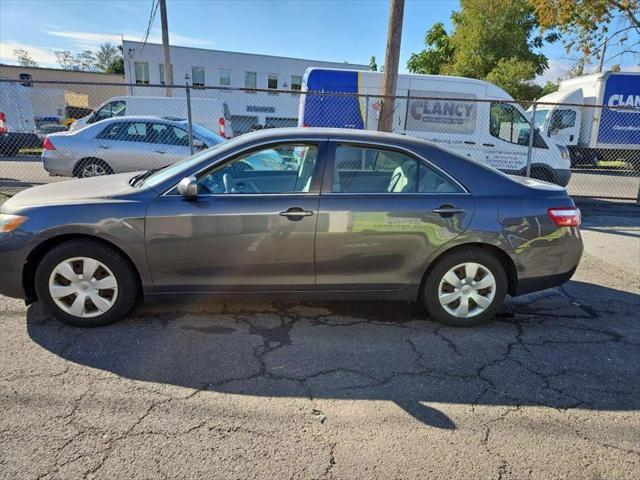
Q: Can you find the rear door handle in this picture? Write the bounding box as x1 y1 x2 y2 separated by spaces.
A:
98 145 111 149
155 150 167 154
482 143 495 147
432 206 465 215
279 207 314 219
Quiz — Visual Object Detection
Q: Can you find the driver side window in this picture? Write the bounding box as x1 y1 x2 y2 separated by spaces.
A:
198 144 319 194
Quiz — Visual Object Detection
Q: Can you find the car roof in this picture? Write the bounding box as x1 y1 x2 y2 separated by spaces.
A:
97 115 189 125
234 127 435 149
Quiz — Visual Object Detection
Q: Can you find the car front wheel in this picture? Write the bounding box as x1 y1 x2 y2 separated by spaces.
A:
423 248 507 327
34 239 138 327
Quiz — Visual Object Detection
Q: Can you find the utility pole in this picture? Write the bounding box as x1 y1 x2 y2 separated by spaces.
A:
378 0 405 132
597 37 608 73
159 0 172 96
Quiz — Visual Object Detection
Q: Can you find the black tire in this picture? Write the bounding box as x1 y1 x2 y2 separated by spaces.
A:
74 158 113 178
34 239 138 327
422 248 507 327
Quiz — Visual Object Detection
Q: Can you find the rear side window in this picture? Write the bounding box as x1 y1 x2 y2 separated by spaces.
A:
96 122 129 141
331 145 462 194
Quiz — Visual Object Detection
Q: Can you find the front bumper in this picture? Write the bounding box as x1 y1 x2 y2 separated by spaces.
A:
0 233 30 300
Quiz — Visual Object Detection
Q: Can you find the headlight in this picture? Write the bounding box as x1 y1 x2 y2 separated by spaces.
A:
0 214 28 233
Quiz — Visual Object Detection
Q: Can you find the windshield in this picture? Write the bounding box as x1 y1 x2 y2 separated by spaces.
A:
192 123 224 146
532 109 549 129
140 141 227 188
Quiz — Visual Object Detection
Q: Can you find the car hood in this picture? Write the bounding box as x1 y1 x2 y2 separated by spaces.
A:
1 173 140 212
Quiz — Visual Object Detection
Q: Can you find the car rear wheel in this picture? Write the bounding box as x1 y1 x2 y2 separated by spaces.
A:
423 248 507 327
75 158 113 178
34 239 138 327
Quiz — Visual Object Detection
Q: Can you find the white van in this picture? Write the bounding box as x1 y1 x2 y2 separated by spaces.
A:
299 68 571 185
70 96 234 138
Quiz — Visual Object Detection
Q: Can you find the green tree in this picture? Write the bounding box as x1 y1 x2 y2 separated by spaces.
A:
407 0 551 100
369 56 378 71
95 43 121 72
105 57 125 74
13 49 38 67
407 22 454 74
540 80 559 96
530 0 639 68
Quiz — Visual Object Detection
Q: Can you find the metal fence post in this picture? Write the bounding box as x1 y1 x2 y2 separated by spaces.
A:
364 95 369 129
526 102 537 177
185 84 194 155
403 90 410 131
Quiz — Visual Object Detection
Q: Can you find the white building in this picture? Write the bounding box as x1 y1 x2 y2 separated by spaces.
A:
122 40 367 134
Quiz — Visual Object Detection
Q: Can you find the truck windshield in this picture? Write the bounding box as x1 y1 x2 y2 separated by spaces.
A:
533 109 549 129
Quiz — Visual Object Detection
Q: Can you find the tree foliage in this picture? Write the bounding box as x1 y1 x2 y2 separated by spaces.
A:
530 0 640 68
406 22 454 74
54 42 123 73
369 56 378 71
407 0 551 100
13 49 38 67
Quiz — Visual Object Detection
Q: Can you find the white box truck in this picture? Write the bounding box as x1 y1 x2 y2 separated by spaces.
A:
69 96 234 138
298 68 572 185
531 71 639 167
0 81 40 155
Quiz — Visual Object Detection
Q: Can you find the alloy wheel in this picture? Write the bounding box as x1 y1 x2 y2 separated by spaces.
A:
81 163 107 177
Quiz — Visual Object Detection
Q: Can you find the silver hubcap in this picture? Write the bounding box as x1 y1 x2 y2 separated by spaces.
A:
81 163 106 177
438 262 496 319
48 257 118 318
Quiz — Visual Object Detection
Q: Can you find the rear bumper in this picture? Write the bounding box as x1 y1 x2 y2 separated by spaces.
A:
514 266 577 296
511 228 583 296
42 151 74 177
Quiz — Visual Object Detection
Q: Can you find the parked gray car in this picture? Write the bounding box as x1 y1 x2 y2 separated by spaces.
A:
1 128 583 327
41 116 224 178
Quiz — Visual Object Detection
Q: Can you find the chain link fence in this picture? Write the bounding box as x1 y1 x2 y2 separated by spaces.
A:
1 78 638 202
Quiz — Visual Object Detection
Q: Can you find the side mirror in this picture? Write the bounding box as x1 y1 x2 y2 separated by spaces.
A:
177 176 198 199
192 138 205 149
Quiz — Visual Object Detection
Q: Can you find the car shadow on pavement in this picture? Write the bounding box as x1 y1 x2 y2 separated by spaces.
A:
26 280 640 430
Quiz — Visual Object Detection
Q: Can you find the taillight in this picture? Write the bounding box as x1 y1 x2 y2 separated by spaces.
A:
42 136 56 150
0 112 7 134
218 117 226 137
548 207 581 227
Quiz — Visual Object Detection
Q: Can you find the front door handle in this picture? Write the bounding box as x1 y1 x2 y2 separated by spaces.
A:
155 150 167 154
98 145 111 149
279 207 314 219
432 206 465 215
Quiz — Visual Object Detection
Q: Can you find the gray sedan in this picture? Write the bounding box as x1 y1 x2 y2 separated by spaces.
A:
41 115 223 178
0 128 583 327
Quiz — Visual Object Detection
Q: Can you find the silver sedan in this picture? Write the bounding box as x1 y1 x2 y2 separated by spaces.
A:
41 115 224 178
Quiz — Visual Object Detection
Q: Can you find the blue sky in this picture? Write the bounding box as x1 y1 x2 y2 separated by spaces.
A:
1 0 638 84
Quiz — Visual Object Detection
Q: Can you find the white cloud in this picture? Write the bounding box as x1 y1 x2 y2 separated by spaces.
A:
44 29 212 50
0 41 59 67
535 58 573 85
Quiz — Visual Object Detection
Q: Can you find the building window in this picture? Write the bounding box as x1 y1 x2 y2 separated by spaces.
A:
267 74 278 94
134 62 149 84
219 68 231 87
192 66 205 87
291 75 302 91
245 71 257 90
158 64 173 85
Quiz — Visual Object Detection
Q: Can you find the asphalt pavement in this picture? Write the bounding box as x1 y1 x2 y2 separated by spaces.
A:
1 200 639 479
